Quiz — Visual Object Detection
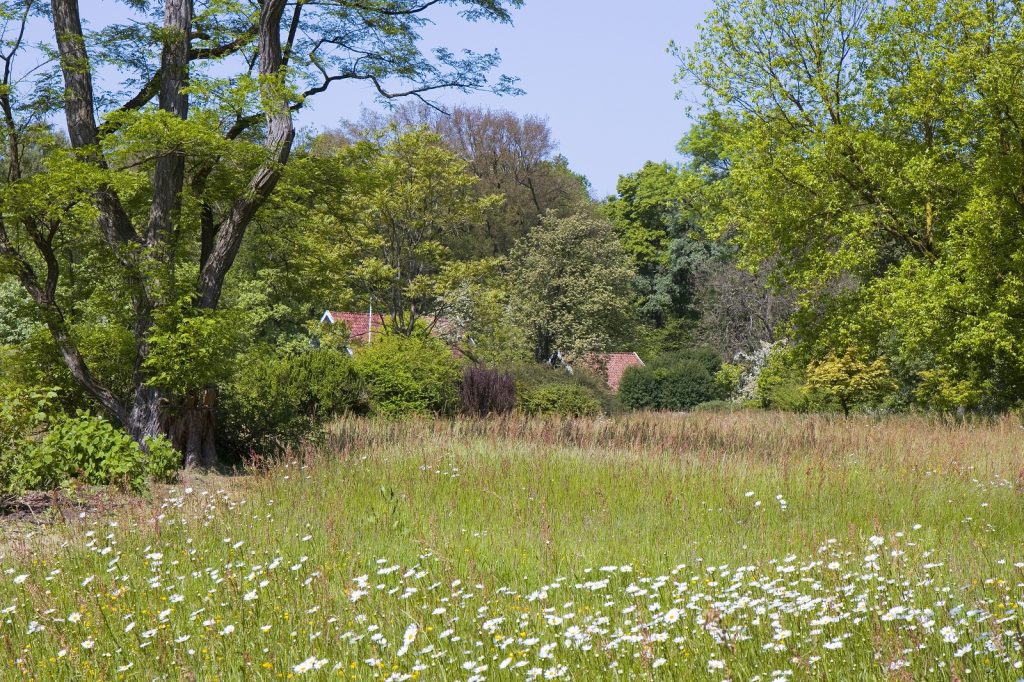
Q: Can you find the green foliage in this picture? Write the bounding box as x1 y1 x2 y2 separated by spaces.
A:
619 358 723 412
0 384 177 495
219 347 363 457
616 367 662 411
340 129 502 334
714 362 744 399
507 212 637 363
143 298 250 396
31 413 153 492
805 349 897 416
0 277 37 346
754 348 814 413
505 362 617 416
677 0 1024 412
0 386 56 495
353 334 461 418
518 384 602 418
648 347 722 375
435 259 525 364
142 436 183 484
603 162 713 327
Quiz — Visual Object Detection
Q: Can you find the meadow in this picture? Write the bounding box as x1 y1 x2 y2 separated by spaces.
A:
1 411 1023 680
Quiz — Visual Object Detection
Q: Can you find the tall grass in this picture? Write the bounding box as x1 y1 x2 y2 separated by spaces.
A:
0 411 1022 680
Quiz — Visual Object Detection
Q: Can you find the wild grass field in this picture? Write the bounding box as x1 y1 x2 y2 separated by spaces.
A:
2 412 1023 680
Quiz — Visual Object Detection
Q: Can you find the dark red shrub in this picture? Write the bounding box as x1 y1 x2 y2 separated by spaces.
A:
460 366 516 417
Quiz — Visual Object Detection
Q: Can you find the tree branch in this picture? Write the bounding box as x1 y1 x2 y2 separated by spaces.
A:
197 0 295 308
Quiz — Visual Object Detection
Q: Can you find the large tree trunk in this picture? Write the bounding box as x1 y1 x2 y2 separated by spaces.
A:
49 0 292 470
167 388 219 469
127 386 218 469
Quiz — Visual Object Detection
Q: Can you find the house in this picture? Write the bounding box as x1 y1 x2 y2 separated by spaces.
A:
594 352 646 392
320 310 644 392
319 310 384 345
544 350 646 392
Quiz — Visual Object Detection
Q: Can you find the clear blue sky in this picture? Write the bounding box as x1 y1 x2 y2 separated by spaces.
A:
296 1 716 198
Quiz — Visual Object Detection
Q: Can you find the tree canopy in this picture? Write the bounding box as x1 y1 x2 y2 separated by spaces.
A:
0 0 522 465
676 0 1024 411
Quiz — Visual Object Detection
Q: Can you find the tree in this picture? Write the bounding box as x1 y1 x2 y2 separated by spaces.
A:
0 0 522 466
604 162 702 326
506 212 636 363
693 256 794 360
341 129 501 335
338 103 592 256
805 349 896 417
676 0 1024 411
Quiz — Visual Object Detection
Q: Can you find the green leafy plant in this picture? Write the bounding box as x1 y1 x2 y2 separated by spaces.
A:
805 349 898 416
754 349 814 412
30 413 146 492
353 334 461 418
0 386 57 496
219 347 364 457
714 362 744 399
619 349 727 411
518 384 603 417
505 362 617 415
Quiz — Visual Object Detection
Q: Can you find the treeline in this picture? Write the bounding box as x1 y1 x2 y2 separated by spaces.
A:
669 0 1024 415
0 96 764 489
3 0 1022 493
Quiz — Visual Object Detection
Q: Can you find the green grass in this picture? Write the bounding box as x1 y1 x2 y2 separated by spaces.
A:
2 412 1024 680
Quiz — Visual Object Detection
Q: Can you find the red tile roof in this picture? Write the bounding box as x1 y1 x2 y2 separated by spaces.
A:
586 352 645 391
321 311 384 343
321 310 447 344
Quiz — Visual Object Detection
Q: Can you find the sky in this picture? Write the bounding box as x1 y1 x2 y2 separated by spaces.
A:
295 1 717 198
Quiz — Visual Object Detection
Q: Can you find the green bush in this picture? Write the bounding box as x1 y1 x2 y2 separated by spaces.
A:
519 384 603 417
353 334 461 417
616 366 662 410
505 362 616 415
659 361 722 410
714 362 744 399
142 436 183 484
0 383 179 495
619 350 726 412
648 347 722 374
0 386 56 495
219 346 363 456
29 413 157 492
754 348 815 412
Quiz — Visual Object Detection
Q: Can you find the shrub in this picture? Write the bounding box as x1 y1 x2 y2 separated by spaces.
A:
805 348 897 416
0 386 56 496
0 384 178 496
658 361 722 410
353 334 461 417
505 362 617 415
461 367 516 416
754 347 815 412
714 362 744 399
649 347 722 374
619 350 726 412
143 436 183 484
519 384 602 417
617 366 662 410
219 346 363 457
29 413 148 491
